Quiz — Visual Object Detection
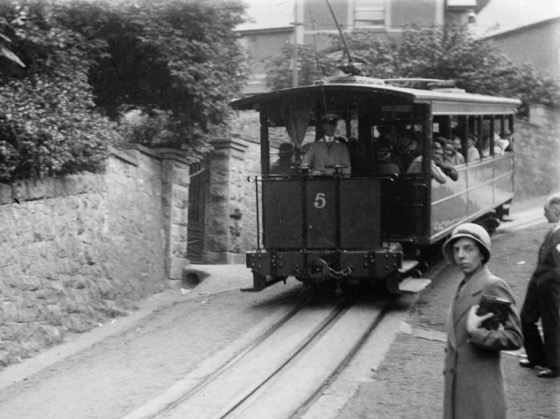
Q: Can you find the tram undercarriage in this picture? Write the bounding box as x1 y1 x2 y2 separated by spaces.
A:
244 242 405 296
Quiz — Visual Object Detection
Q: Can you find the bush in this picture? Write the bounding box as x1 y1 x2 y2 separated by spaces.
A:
61 0 248 162
0 0 248 181
0 1 119 181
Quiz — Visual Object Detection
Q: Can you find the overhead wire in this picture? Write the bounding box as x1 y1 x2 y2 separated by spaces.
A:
305 0 323 78
305 0 329 114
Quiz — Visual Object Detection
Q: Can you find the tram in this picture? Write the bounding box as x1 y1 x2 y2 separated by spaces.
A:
230 74 521 295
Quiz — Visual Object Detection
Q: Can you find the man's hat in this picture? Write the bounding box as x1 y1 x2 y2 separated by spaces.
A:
321 113 341 123
376 135 392 151
278 142 294 154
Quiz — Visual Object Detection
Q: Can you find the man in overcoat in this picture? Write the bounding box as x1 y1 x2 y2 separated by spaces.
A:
519 193 560 378
442 223 523 419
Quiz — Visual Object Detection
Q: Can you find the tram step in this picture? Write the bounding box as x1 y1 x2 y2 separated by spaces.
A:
399 260 420 275
398 278 432 294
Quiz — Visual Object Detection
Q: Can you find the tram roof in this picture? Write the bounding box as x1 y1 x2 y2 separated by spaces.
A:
230 76 521 115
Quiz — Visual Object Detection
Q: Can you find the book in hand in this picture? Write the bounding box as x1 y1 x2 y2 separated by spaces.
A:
476 294 512 330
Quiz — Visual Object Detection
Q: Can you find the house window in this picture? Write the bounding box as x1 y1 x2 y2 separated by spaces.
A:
354 0 386 28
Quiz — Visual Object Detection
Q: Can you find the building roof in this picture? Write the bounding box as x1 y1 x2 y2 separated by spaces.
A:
471 0 560 38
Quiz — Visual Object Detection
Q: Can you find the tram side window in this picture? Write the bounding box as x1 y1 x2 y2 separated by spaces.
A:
370 124 420 173
433 114 515 165
433 116 465 167
481 134 492 158
449 116 481 163
495 117 514 154
481 116 514 159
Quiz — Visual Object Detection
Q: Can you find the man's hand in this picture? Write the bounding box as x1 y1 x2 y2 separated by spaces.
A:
466 305 494 334
437 160 459 181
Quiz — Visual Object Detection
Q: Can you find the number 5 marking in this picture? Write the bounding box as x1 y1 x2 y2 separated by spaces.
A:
314 192 326 209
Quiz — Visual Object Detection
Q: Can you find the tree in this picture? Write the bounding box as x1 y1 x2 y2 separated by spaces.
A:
59 0 248 161
0 0 118 181
0 17 25 71
0 0 249 182
265 26 560 119
265 44 338 91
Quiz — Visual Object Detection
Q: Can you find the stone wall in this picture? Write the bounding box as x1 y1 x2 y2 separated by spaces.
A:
205 138 261 263
158 149 191 278
0 147 170 368
514 109 560 200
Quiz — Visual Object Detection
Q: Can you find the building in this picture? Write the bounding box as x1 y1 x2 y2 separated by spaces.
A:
235 0 480 95
471 0 560 82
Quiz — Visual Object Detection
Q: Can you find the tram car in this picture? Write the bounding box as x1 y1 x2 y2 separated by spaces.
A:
230 74 521 295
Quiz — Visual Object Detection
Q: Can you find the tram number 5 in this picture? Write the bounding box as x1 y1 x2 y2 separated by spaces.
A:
314 193 327 209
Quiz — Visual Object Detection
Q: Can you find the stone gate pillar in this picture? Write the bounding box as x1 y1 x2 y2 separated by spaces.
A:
206 138 249 264
157 149 191 278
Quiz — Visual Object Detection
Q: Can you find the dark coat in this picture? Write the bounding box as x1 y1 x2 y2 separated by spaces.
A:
443 265 523 419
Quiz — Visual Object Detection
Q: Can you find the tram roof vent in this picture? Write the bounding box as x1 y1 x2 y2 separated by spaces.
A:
383 78 464 92
318 75 386 86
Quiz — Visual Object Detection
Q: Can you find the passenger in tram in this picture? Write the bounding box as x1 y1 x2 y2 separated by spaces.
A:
443 137 465 166
393 131 419 171
433 138 459 181
466 135 481 162
452 136 463 156
406 139 456 183
300 113 351 176
270 142 295 175
372 136 400 175
503 131 515 151
494 134 510 156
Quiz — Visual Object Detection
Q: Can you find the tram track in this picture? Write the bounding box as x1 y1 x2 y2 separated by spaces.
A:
126 292 394 419
130 207 540 419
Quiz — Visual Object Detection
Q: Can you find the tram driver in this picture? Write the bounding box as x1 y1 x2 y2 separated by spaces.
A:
300 113 351 176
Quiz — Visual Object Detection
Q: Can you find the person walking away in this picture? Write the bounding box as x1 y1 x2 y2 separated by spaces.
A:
442 223 523 419
519 193 560 378
300 113 351 176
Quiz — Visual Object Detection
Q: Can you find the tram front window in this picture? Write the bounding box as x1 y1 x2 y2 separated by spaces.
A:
300 113 351 176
